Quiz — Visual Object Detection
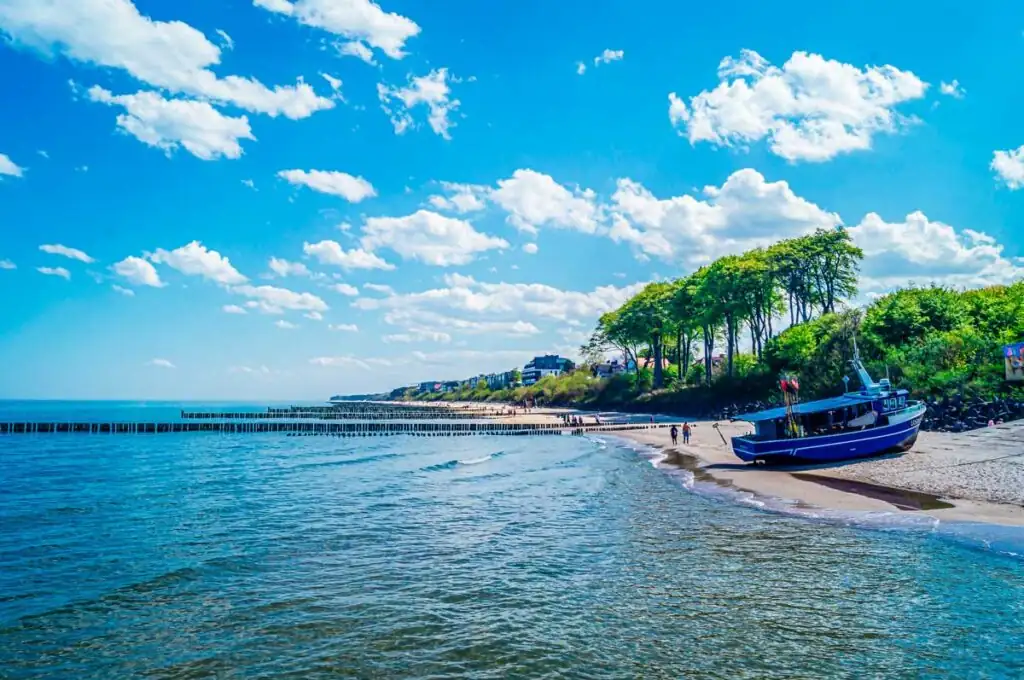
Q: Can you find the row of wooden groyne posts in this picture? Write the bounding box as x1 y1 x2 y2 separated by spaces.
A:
0 421 670 437
181 404 503 421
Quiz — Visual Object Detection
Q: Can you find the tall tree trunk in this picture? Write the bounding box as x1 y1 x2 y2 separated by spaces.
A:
703 326 713 387
682 333 691 380
726 316 735 378
675 331 682 385
652 335 664 389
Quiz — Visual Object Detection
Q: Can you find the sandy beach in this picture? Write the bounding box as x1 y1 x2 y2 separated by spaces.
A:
614 419 1024 527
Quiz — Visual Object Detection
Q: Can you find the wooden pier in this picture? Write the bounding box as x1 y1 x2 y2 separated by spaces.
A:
179 403 508 420
0 421 671 437
180 409 491 420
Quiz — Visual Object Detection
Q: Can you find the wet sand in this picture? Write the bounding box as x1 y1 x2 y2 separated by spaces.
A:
613 420 1024 527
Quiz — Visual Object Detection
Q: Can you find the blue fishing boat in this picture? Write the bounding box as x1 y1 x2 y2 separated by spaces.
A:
731 346 927 464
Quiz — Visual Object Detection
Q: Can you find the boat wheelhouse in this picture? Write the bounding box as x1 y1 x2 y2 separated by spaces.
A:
731 348 927 464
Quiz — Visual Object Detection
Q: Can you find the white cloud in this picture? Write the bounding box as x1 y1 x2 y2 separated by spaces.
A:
39 243 95 263
381 308 541 338
253 0 420 60
363 283 394 295
268 256 311 277
223 304 247 314
360 210 508 266
0 259 15 270
669 49 928 162
112 256 164 287
992 146 1024 190
848 211 1024 295
229 365 275 377
490 169 601 234
383 330 452 344
0 0 333 119
378 68 459 139
275 319 298 329
37 266 71 280
356 273 643 328
426 182 488 213
310 355 372 369
148 241 247 285
607 168 840 264
0 152 24 177
321 72 343 94
939 80 965 99
304 311 323 321
303 240 395 270
522 243 538 254
215 28 234 51
112 284 135 296
230 365 272 375
242 179 256 190
329 323 359 332
232 284 329 313
277 169 376 202
331 283 359 296
594 48 624 66
576 61 586 76
337 39 376 65
147 358 176 368
88 87 255 161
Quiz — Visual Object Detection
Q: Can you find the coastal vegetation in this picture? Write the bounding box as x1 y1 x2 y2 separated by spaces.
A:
403 228 1024 417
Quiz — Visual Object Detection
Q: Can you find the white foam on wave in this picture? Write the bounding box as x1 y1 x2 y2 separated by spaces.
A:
458 454 493 466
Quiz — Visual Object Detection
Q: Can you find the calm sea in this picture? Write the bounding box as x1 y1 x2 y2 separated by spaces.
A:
1 402 1023 678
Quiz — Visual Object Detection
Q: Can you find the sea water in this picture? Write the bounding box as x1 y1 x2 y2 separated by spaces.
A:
1 404 1023 678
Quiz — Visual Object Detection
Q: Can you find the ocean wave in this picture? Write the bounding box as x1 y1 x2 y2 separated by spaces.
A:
421 451 506 472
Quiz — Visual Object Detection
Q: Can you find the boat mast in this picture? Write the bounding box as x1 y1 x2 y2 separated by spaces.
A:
850 337 880 394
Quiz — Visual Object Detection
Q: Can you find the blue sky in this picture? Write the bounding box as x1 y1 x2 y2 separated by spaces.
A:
1 0 1023 400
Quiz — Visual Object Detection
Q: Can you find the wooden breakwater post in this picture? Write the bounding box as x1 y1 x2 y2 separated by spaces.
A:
0 421 674 438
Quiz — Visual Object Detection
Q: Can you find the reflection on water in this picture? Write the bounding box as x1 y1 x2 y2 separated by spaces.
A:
1 430 1023 678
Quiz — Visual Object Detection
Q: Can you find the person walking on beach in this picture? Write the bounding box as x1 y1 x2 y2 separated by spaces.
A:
670 425 679 445
682 422 691 445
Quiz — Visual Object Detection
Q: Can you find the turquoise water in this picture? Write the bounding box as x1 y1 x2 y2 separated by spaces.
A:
2 404 1024 678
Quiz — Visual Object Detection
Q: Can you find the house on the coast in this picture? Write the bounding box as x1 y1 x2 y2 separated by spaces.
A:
522 355 575 385
486 370 520 389
593 358 627 378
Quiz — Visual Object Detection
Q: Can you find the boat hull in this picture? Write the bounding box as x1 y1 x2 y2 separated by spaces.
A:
732 406 925 464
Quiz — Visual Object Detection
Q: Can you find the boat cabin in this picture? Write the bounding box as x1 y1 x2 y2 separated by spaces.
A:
735 389 911 442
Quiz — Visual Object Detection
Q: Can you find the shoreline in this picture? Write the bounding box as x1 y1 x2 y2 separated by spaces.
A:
611 421 1024 527
387 399 1024 527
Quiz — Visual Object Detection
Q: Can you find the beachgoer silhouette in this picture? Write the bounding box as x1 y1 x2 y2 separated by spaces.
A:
670 425 678 445
682 422 691 444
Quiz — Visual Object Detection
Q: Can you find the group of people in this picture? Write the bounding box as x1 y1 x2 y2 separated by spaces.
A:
562 413 598 427
670 422 693 446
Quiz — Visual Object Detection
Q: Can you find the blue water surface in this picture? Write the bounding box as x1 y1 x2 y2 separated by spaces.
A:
1 403 1023 678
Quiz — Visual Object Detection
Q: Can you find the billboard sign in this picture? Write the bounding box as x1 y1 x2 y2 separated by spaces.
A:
1004 342 1024 382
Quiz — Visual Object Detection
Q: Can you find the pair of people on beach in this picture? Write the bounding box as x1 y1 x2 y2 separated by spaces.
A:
670 423 691 446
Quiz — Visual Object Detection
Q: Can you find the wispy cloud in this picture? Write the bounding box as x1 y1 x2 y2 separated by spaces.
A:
37 266 71 280
40 243 95 263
